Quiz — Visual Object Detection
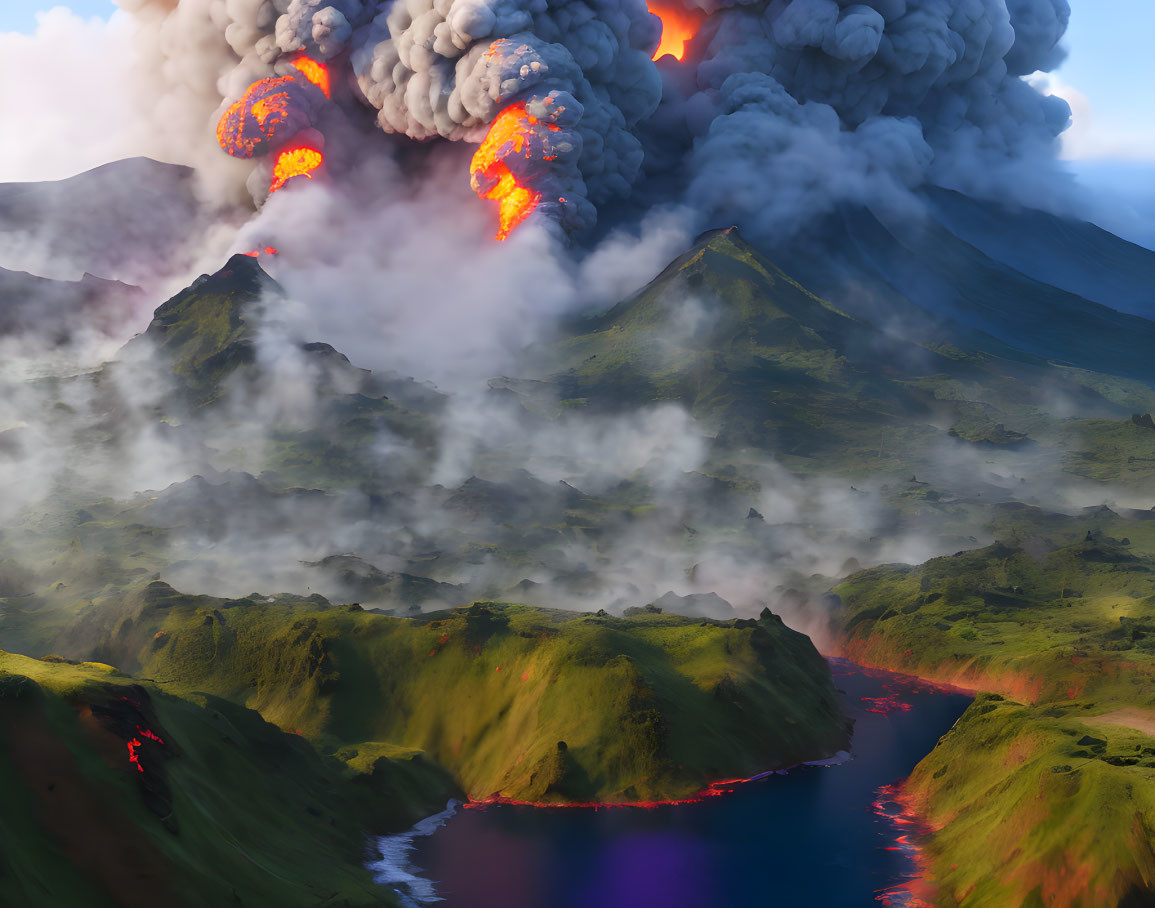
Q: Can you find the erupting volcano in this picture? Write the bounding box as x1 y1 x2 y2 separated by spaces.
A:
648 1 704 61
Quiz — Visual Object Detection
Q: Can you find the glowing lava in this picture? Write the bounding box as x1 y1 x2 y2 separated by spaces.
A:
242 246 279 257
872 783 936 907
464 770 777 811
125 725 165 773
270 145 324 193
470 103 544 241
126 738 144 772
217 75 306 158
289 53 330 98
647 0 704 61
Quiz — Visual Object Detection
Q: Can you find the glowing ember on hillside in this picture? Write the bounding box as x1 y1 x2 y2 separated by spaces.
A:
289 54 330 98
470 103 545 241
125 725 165 773
270 146 324 193
647 1 704 61
137 726 165 744
126 738 144 772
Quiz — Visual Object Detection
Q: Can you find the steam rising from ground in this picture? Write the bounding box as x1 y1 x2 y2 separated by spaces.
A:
2 0 1139 656
2 162 1142 654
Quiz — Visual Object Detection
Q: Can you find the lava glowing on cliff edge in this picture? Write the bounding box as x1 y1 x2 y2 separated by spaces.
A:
648 0 704 61
470 103 549 241
270 145 324 193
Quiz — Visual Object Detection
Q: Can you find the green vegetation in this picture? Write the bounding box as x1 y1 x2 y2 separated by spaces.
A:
51 585 848 803
535 228 1155 488
0 650 454 907
837 532 1155 906
8 222 1155 906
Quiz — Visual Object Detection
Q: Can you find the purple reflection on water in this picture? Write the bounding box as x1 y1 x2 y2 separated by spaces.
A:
577 832 714 908
396 663 971 908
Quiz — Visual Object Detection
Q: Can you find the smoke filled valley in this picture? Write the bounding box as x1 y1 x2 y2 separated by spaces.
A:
4 0 1155 905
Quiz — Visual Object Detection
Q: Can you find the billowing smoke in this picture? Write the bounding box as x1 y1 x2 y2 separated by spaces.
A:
675 0 1074 238
114 0 1071 240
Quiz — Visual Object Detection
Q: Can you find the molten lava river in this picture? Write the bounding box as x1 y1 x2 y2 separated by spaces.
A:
368 661 971 907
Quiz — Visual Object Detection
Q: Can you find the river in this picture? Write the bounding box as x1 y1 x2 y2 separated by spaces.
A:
371 660 971 907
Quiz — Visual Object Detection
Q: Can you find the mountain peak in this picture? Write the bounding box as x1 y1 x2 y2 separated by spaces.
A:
125 255 281 399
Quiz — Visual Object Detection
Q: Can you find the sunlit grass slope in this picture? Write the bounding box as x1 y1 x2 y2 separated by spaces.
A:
0 650 454 907
67 584 849 803
836 533 1155 906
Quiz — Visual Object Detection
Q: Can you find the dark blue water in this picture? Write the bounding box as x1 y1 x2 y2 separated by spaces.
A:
402 661 970 908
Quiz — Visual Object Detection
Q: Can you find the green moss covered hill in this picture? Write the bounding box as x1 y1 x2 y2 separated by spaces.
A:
836 520 1155 906
46 583 848 804
534 228 1155 484
0 650 455 907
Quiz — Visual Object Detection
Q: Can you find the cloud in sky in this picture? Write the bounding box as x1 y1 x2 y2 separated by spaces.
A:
1031 72 1155 162
0 8 159 182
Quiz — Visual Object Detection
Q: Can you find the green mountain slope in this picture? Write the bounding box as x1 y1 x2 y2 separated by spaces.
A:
926 186 1155 319
540 227 1155 487
0 651 454 907
796 206 1155 384
835 528 1155 906
45 582 849 804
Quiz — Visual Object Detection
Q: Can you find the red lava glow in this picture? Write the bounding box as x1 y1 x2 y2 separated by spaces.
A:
872 783 936 907
290 54 330 98
861 694 915 716
464 771 775 811
125 739 145 773
647 0 704 61
470 103 545 241
217 75 300 158
125 726 165 773
830 659 974 702
242 246 279 258
270 145 324 193
137 726 164 744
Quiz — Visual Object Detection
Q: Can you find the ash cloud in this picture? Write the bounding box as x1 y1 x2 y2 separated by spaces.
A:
102 0 1074 237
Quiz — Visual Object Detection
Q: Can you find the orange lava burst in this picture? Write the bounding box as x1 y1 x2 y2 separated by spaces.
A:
647 0 704 61
470 104 543 241
290 54 330 98
270 145 324 193
217 75 298 158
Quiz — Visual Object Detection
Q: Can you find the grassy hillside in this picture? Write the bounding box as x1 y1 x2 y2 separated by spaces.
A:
537 228 1155 489
50 583 850 804
835 532 1155 906
818 207 1155 385
0 650 455 907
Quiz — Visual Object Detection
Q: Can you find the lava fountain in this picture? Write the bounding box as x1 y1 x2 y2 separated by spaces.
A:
647 0 704 61
469 103 546 241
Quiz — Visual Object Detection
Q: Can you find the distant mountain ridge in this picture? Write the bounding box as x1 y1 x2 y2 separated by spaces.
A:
926 186 1155 318
0 158 204 284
